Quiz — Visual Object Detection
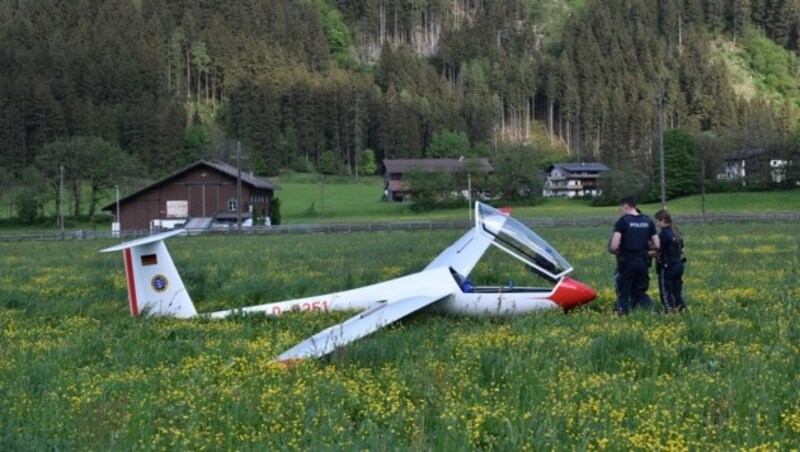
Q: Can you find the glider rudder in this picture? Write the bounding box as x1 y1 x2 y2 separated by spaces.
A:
101 229 198 318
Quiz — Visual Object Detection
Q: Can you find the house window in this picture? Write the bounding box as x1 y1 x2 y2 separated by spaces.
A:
228 198 238 212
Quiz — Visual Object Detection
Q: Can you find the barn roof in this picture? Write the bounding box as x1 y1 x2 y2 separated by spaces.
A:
383 158 493 174
202 159 278 190
101 159 278 211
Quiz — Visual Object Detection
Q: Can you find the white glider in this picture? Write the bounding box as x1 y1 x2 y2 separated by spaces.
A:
101 203 596 362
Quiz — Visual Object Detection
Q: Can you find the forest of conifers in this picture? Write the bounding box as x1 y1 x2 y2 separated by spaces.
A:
1 0 799 211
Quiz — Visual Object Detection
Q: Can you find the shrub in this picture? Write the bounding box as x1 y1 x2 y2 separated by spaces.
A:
14 189 41 225
269 197 282 225
359 149 377 176
317 150 338 175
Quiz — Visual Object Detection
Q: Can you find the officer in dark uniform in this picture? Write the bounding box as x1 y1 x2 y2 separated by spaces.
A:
654 209 686 312
608 197 660 315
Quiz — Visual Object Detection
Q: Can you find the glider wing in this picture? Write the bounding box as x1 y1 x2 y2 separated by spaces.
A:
275 291 451 362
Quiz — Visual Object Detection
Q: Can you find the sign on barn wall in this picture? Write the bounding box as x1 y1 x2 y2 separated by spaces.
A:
166 200 188 218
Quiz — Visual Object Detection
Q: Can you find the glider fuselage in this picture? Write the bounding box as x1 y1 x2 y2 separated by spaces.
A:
208 265 593 320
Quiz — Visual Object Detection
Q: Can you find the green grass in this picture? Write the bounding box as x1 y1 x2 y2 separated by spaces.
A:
273 178 800 223
3 171 799 229
651 190 800 213
272 175 404 222
273 172 800 224
1 222 799 448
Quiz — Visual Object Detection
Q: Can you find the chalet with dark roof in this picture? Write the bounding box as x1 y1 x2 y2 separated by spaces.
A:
382 158 494 202
102 159 278 231
720 148 798 184
542 162 609 198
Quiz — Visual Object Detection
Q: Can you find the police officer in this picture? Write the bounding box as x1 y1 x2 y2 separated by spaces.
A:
608 197 660 315
654 209 686 312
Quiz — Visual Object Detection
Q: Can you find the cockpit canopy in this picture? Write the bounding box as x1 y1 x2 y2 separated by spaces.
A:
476 203 573 281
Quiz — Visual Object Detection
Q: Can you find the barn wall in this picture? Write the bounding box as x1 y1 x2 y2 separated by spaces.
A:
116 165 273 231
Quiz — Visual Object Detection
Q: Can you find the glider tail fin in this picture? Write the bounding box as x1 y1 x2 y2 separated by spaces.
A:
100 230 197 318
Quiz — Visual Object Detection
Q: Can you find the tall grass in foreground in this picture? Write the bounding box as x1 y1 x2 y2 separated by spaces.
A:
1 222 798 449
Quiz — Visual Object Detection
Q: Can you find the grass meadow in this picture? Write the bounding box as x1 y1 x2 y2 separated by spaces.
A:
1 221 799 449
272 179 800 224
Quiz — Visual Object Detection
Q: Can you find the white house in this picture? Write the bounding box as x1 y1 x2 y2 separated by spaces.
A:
542 162 609 198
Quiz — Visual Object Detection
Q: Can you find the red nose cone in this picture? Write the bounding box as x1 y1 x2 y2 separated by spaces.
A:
551 277 597 310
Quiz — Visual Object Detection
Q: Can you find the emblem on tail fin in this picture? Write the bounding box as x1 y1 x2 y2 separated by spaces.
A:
151 275 168 293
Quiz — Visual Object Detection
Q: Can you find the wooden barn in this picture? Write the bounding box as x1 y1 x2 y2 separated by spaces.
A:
102 159 278 232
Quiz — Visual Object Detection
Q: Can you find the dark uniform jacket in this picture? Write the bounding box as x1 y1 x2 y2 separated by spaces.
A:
613 214 656 258
658 226 683 267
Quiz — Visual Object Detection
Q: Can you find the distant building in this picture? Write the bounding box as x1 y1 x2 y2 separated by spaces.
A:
102 159 278 232
542 162 609 198
720 148 797 184
382 158 493 202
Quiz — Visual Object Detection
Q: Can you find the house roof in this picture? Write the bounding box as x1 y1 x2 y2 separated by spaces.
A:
383 158 494 174
549 162 609 173
725 148 766 161
101 159 279 211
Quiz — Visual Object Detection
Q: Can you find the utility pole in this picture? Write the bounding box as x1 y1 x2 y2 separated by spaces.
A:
236 140 242 231
700 158 706 222
320 174 325 220
468 171 472 221
115 184 121 236
354 93 361 182
658 82 666 210
460 156 472 221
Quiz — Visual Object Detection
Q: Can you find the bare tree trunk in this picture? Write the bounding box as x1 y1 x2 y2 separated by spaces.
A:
51 183 60 227
526 96 531 141
380 2 386 44
500 100 506 140
71 181 81 218
166 40 171 94
558 111 563 146
354 93 362 180
548 99 554 145
508 105 514 141
595 126 601 158
186 49 191 98
566 120 571 155
88 185 99 223
575 105 581 160
211 67 215 105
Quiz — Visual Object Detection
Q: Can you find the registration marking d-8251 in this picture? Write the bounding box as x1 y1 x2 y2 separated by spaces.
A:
271 300 329 316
